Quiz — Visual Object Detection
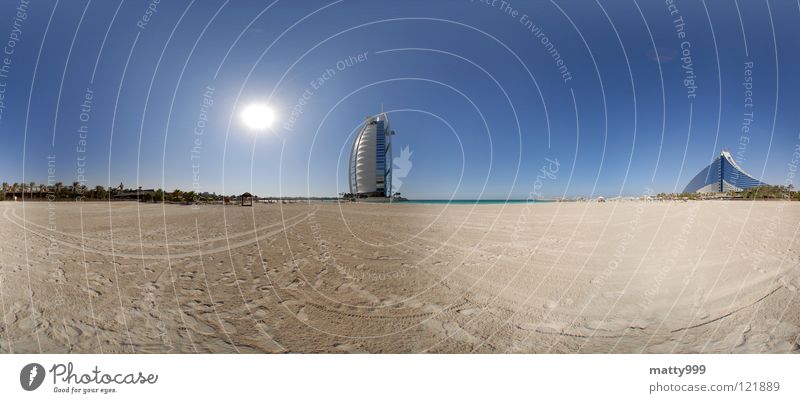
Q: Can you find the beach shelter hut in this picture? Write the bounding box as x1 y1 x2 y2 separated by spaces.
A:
240 192 253 207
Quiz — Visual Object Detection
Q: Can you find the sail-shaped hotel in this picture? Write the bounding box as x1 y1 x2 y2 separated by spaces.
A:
348 111 395 198
683 150 766 193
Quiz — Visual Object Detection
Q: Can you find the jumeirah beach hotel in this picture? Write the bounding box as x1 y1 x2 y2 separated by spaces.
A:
683 150 767 193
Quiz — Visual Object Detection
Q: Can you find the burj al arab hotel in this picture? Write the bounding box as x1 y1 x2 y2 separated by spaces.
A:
348 111 395 198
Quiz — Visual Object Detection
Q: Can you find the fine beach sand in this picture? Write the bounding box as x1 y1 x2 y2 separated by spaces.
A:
0 200 798 353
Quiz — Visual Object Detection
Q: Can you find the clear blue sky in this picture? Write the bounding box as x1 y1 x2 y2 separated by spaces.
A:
1 0 798 199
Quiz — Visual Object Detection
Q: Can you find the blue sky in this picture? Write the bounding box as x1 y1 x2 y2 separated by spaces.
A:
1 0 799 199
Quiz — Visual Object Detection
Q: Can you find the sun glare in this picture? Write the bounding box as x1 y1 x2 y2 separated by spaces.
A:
241 103 275 130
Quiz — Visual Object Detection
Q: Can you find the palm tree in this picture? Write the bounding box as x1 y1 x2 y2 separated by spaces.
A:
184 191 196 204
54 182 63 199
29 181 36 199
94 185 106 200
172 189 184 203
2 182 8 192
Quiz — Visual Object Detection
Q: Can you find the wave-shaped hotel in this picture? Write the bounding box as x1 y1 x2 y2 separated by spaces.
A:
683 150 766 193
348 111 395 198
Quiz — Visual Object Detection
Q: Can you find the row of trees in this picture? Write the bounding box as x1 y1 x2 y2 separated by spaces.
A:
141 189 228 204
738 185 800 200
655 185 800 201
1 181 233 204
1 181 102 200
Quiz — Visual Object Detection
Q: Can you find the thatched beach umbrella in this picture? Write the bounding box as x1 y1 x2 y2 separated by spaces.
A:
240 192 253 207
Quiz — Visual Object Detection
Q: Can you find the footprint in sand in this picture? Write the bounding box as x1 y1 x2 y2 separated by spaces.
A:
296 308 309 322
83 286 102 298
211 316 237 334
646 340 686 353
182 288 206 297
584 318 629 332
695 309 710 320
48 267 66 284
181 314 217 335
280 278 304 290
424 318 478 344
17 310 48 332
86 271 113 288
280 300 308 322
458 308 482 316
779 276 798 292
141 281 159 292
535 322 569 333
543 300 558 309
333 343 367 353
253 283 273 293
49 320 84 346
252 309 270 320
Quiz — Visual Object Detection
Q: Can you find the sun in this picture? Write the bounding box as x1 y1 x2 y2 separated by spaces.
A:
241 104 275 130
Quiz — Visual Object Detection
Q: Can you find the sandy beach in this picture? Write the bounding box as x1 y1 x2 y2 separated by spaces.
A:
0 200 798 353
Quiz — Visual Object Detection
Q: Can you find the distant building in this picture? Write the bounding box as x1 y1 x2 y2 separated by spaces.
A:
683 150 766 193
348 110 395 197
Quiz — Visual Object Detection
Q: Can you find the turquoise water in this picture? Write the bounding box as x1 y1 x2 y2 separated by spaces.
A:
399 199 551 205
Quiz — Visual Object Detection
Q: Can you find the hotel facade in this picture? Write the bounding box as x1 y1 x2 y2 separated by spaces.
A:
683 150 766 193
348 112 394 197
